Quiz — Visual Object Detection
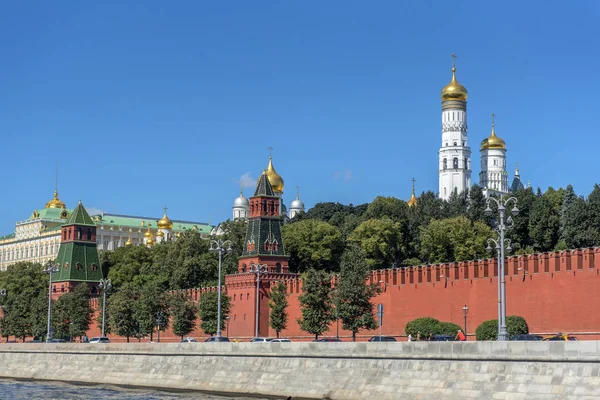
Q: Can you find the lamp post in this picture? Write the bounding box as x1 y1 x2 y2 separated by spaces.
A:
485 195 519 341
249 263 268 338
98 278 112 338
156 312 164 343
43 262 60 342
462 305 469 339
0 288 6 343
225 316 231 338
209 239 232 339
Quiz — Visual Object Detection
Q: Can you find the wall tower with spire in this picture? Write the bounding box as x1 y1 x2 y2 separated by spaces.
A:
439 54 472 200
479 113 509 196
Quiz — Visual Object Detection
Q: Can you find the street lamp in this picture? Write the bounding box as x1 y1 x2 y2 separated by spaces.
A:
249 263 268 338
225 316 231 338
462 304 469 339
485 195 519 341
98 278 112 338
209 239 232 339
43 262 60 342
156 311 164 343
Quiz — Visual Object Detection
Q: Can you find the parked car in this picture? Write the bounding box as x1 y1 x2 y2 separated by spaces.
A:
510 334 543 341
542 334 578 341
204 336 230 342
368 336 397 342
88 337 110 344
431 335 455 341
181 337 198 343
313 338 342 342
47 339 66 343
270 338 292 343
250 337 274 343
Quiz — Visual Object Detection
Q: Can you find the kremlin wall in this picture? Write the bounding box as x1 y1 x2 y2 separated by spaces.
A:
84 246 600 341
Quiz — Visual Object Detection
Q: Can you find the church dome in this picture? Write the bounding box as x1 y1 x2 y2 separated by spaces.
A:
233 193 249 208
144 227 153 239
157 208 173 229
441 67 468 102
266 157 284 193
156 230 165 237
125 236 133 246
44 191 66 209
290 198 305 210
481 115 506 151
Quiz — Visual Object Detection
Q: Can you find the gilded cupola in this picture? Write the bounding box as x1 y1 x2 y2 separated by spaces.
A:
480 113 506 151
125 234 133 246
407 178 417 207
144 226 153 239
44 190 67 209
157 206 173 229
266 150 284 193
441 54 468 102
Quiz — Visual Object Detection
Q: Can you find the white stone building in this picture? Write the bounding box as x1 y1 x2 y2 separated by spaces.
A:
479 114 509 197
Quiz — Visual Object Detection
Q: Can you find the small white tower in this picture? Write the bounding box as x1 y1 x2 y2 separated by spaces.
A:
439 54 472 200
480 113 509 197
289 186 306 218
233 184 250 220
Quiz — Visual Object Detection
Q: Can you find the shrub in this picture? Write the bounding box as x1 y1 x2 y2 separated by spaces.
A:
475 316 529 340
475 319 498 340
438 321 462 336
405 318 462 338
405 317 440 337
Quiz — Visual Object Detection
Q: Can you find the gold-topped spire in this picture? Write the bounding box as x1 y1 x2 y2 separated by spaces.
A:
125 232 133 246
157 205 173 229
481 112 506 150
408 178 417 207
441 53 468 102
266 147 284 192
44 190 67 209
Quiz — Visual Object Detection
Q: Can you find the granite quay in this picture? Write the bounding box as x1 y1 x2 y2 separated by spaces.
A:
1 341 600 399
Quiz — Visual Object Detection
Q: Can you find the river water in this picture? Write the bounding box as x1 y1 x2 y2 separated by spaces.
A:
0 379 271 400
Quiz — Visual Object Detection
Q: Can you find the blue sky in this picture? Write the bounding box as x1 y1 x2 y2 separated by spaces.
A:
1 1 599 232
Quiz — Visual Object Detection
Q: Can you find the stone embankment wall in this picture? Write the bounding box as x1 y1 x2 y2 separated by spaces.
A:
1 342 600 399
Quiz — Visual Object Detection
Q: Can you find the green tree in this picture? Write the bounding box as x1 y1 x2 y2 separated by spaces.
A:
350 217 403 268
135 281 171 342
363 196 409 222
297 268 334 340
333 245 378 341
282 219 344 273
213 219 249 275
507 187 536 251
560 184 578 241
529 194 560 251
467 185 487 222
198 291 231 336
563 197 599 248
420 217 492 263
107 283 140 342
405 317 440 338
445 188 469 218
170 292 198 340
305 202 352 222
268 281 289 338
167 231 219 289
106 245 153 288
53 283 94 340
544 187 565 214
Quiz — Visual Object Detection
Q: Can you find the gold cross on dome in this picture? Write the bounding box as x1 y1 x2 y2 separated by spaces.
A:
411 178 416 190
491 112 496 127
451 53 457 68
163 205 168 214
268 146 273 158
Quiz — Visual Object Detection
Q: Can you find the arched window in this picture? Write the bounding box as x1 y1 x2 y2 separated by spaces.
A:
453 158 459 169
464 158 468 169
87 229 92 240
77 228 83 240
493 159 498 166
275 263 282 273
443 158 447 170
247 293 250 300
453 142 457 146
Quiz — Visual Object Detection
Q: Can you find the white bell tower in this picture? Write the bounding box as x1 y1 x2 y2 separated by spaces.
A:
439 54 471 200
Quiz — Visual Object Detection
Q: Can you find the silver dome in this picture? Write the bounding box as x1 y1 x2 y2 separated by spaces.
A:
233 195 249 208
290 199 305 210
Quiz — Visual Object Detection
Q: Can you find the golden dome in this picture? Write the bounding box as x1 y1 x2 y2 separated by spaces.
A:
144 226 153 239
481 113 506 151
407 178 417 207
146 238 155 247
125 236 133 246
266 156 284 192
156 230 165 237
157 206 173 229
441 67 468 102
44 191 66 209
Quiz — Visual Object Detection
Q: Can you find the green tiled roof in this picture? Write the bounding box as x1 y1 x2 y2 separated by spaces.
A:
65 202 95 226
242 218 286 257
93 213 212 234
0 233 15 241
254 173 275 197
54 241 102 283
28 207 71 222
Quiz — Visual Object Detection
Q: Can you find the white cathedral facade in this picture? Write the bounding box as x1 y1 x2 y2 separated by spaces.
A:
438 58 525 201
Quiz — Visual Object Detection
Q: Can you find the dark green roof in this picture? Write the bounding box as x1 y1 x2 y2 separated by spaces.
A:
254 173 275 197
65 202 95 226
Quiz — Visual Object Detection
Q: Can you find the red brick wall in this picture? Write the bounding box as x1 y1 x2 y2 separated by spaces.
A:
84 247 600 342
